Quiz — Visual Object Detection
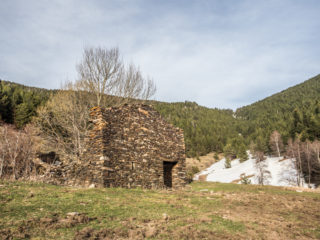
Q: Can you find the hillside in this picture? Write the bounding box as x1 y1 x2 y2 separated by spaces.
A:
236 74 320 146
1 181 319 239
0 80 53 127
1 74 320 157
152 101 239 157
0 80 239 157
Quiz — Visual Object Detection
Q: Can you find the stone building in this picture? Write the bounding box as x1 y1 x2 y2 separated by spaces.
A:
82 104 187 189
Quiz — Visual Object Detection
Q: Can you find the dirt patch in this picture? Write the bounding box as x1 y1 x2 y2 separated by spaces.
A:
74 227 125 240
217 191 320 239
198 174 208 181
32 212 95 229
75 217 238 240
1 213 96 239
0 229 14 240
283 186 320 193
0 226 31 240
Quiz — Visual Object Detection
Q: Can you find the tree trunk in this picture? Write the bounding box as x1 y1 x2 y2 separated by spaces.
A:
297 144 302 187
276 141 280 158
306 142 311 187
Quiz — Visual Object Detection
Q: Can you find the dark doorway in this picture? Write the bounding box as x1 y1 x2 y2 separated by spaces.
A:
163 161 177 188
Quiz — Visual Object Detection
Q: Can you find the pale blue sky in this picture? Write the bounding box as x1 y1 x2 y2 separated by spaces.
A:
0 0 319 109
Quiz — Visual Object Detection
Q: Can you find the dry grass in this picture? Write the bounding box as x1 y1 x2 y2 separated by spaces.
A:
186 152 223 172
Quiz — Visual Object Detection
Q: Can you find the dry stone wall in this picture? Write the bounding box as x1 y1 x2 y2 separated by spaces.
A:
81 104 187 189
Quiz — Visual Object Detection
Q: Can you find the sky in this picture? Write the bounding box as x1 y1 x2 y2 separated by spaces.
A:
0 0 319 110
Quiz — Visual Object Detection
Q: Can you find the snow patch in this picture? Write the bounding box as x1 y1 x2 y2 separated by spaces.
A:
194 154 311 188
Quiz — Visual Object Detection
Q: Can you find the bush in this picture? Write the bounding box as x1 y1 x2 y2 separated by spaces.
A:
186 166 200 183
224 157 231 168
240 174 251 184
0 124 39 179
238 149 248 163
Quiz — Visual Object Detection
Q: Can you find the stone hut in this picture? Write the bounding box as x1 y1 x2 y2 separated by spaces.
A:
82 104 187 189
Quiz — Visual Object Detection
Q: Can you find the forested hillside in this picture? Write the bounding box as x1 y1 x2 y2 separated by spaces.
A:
236 74 320 149
0 80 52 127
152 101 241 157
0 80 241 157
1 74 320 158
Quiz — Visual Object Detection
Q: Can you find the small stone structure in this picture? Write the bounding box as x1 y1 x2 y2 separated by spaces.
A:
81 104 187 189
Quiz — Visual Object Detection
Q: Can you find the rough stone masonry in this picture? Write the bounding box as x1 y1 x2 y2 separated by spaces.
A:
81 104 187 189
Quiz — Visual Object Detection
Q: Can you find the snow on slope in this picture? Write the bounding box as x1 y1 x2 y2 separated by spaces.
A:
194 154 310 188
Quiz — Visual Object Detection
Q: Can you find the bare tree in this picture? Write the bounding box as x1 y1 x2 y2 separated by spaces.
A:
36 47 156 162
286 138 304 187
300 140 320 188
304 141 312 187
0 125 9 177
0 124 38 179
269 130 283 158
118 64 156 102
311 140 320 164
35 81 91 162
77 47 156 107
294 139 303 186
310 140 320 185
285 138 320 187
254 151 271 185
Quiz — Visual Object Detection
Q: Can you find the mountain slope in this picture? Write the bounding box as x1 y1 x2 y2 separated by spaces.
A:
235 74 320 146
153 101 239 157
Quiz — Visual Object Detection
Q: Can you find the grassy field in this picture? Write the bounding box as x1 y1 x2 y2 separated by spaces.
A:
0 181 319 239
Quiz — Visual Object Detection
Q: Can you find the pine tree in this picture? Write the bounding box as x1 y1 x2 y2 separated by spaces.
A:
0 83 13 123
225 157 231 168
238 144 248 162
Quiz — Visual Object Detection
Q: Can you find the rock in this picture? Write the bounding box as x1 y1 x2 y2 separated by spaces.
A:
206 197 215 200
99 156 109 161
67 212 79 217
128 217 137 222
74 227 94 239
88 184 95 188
39 217 54 226
200 189 209 192
162 213 168 221
199 216 212 222
144 224 157 238
54 161 61 166
27 192 34 198
128 229 144 239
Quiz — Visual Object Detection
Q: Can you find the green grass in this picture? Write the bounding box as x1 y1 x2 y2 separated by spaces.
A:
0 180 319 239
196 215 245 233
191 181 320 198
